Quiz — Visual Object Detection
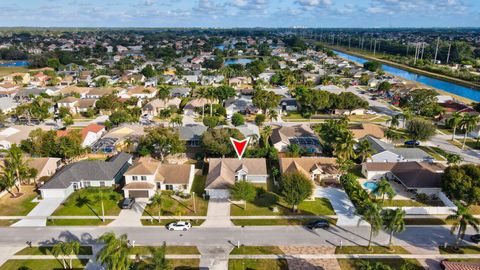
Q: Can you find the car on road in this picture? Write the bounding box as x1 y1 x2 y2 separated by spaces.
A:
471 234 480 243
121 198 135 209
404 140 420 146
306 219 330 230
167 221 192 231
370 97 377 100
366 110 377 115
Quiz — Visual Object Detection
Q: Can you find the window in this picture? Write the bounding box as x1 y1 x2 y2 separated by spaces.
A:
141 176 147 181
166 185 173 190
73 183 79 190
132 176 138 181
100 181 105 187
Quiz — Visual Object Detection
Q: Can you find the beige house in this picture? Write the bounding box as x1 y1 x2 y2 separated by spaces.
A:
206 158 268 199
349 123 385 140
279 157 340 186
142 97 182 117
25 157 62 184
123 157 195 198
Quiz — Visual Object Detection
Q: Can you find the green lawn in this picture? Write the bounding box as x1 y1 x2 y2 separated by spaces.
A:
231 218 336 226
52 187 123 216
465 140 480 150
440 245 480 254
0 259 88 270
141 219 204 226
231 198 335 216
417 146 446 161
228 259 289 270
0 186 38 216
130 259 201 270
337 259 423 270
47 219 113 226
335 246 410 254
230 246 284 255
15 246 93 255
130 246 199 255
381 199 444 207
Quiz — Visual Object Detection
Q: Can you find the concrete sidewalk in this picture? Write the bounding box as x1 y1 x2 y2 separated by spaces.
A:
315 187 366 227
12 198 64 227
201 199 233 227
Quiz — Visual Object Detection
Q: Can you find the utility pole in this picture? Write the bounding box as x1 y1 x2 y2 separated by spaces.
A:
433 37 440 64
446 42 451 64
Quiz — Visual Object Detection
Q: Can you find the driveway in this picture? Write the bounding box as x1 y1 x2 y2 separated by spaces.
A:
108 198 148 227
12 197 64 227
201 199 233 227
315 187 366 227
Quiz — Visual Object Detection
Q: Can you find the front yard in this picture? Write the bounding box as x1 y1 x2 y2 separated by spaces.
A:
143 176 208 217
228 259 289 270
47 219 114 226
52 187 123 216
231 196 335 216
15 246 93 255
337 259 423 270
0 259 88 270
0 186 38 216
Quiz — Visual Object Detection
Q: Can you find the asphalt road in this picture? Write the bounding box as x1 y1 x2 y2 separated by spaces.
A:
0 225 472 250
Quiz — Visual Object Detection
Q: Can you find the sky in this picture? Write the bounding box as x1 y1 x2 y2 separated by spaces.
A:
0 0 479 28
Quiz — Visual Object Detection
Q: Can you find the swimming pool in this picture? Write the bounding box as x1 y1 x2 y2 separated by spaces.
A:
363 181 378 191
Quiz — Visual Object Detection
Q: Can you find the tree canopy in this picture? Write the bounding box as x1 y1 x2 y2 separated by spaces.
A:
201 128 244 157
442 164 480 205
138 127 185 160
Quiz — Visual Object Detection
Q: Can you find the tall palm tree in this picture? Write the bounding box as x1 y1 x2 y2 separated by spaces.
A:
334 131 356 160
205 87 217 116
196 87 206 119
52 241 81 269
0 168 18 197
401 108 412 128
260 126 273 148
356 140 373 162
448 112 463 141
387 114 400 129
151 242 169 270
268 109 279 122
94 191 106 223
97 232 131 270
384 128 402 143
358 202 383 249
2 144 29 190
373 178 396 203
150 193 162 222
157 85 171 103
460 114 479 149
447 202 480 249
382 208 406 247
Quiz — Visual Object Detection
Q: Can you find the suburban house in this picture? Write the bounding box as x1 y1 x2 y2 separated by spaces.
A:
441 260 480 270
56 97 97 115
170 87 191 97
361 135 434 163
126 86 158 99
279 98 298 112
349 123 385 140
205 158 268 199
361 161 445 195
142 97 182 117
39 152 133 199
215 124 260 145
279 157 340 186
178 124 208 147
25 157 62 184
270 125 321 153
122 156 195 198
0 97 19 113
57 124 106 147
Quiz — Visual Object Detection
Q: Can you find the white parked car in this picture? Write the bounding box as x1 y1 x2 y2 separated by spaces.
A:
167 221 192 231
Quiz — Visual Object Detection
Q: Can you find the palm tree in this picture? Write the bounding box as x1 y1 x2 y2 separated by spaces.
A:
358 202 383 249
157 85 171 103
150 193 162 222
52 241 81 269
196 87 206 119
94 191 106 223
460 114 479 149
2 144 29 191
448 112 463 141
97 232 131 270
446 153 462 165
205 87 217 116
384 128 402 143
334 131 356 160
170 115 183 127
151 242 169 270
401 108 412 128
0 168 18 197
447 202 480 249
356 140 373 162
373 178 396 203
268 109 279 122
260 126 272 148
387 114 400 129
382 208 406 247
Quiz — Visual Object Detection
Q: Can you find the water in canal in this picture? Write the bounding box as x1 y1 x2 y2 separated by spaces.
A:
333 50 480 102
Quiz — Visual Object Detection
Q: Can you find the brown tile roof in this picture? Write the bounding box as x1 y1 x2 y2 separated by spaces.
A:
206 158 267 189
442 261 480 270
123 182 155 189
77 99 96 109
124 157 160 175
349 123 385 140
87 87 117 96
58 96 79 103
124 157 193 185
364 161 445 189
25 157 60 173
279 157 339 178
128 86 157 95
60 86 91 95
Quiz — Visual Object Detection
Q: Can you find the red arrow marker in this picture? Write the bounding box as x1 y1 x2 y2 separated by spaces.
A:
230 137 250 160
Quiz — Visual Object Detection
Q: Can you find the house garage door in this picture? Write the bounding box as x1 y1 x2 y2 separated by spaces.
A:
207 189 230 199
128 190 149 198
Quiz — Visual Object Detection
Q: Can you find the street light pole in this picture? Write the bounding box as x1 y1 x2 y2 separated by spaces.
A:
192 191 196 213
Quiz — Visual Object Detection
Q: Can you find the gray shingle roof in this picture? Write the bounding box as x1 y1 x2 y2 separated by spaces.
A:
178 124 208 141
391 148 433 161
362 135 393 153
40 152 132 189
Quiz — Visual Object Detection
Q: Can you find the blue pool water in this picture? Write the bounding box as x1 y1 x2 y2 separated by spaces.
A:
363 181 378 191
224 58 254 66
333 50 480 102
0 61 30 67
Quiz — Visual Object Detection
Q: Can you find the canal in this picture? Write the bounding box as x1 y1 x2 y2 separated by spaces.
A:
333 50 480 102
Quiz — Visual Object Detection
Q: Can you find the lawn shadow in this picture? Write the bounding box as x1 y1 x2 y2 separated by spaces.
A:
75 196 101 220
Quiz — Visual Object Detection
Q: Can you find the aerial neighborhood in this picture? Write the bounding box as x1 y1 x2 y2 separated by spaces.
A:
0 28 479 270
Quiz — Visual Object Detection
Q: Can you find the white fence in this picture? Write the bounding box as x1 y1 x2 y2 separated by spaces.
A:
384 192 457 215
